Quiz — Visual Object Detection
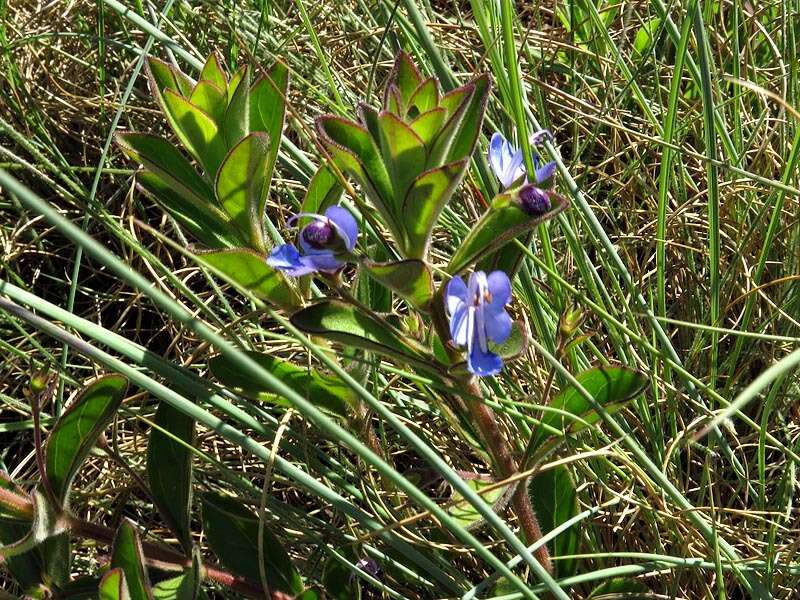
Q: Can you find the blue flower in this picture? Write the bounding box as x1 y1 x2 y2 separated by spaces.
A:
445 270 513 376
267 206 358 276
488 131 557 190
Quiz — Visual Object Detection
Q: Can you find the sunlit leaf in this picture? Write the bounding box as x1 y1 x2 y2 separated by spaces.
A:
147 402 195 552
215 132 271 249
409 108 446 148
385 51 424 107
222 66 250 148
198 53 227 91
201 493 303 593
161 90 227 178
444 73 490 162
407 78 439 116
189 81 226 126
448 477 510 531
197 248 301 310
99 568 131 600
301 163 343 215
151 550 201 600
376 112 426 205
447 191 569 275
45 374 127 505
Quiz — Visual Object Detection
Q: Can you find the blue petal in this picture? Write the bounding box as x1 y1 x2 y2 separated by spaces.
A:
488 132 507 180
305 252 343 273
535 161 557 184
446 276 468 315
467 343 503 377
450 305 470 347
487 271 511 308
484 305 512 344
325 205 358 251
267 244 318 276
502 150 526 189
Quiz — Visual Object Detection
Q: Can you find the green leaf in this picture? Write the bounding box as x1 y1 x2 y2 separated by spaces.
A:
429 83 475 165
189 81 226 126
136 171 241 249
146 57 193 99
447 191 570 275
147 402 195 552
385 51 424 107
215 132 271 249
402 160 467 258
110 520 153 600
198 53 227 91
529 465 579 577
151 550 201 600
316 116 398 236
161 90 227 178
197 248 301 310
409 108 447 148
201 493 303 593
0 514 43 590
448 477 511 530
99 568 131 600
208 351 354 417
376 111 426 207
222 66 250 148
290 300 436 372
322 549 361 600
249 60 288 211
589 578 650 598
226 66 247 104
115 133 214 205
362 259 433 310
42 532 70 586
444 73 490 162
407 78 439 116
531 366 649 452
634 17 662 55
301 163 343 215
45 374 127 505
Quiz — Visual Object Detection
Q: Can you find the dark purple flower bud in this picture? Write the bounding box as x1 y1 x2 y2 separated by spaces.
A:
302 219 335 249
519 184 551 216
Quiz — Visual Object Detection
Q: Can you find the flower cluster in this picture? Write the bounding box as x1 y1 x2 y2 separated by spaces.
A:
269 131 558 377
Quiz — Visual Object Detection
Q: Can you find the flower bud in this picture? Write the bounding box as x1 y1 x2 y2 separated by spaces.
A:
559 303 585 338
518 183 551 216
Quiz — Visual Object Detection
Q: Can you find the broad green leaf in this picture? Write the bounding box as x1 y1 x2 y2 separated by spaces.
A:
0 489 68 559
222 66 250 149
208 351 354 417
110 520 153 600
386 51 423 107
42 532 70 586
362 259 433 310
201 493 303 593
226 66 247 104
301 163 343 215
529 465 579 577
316 116 395 224
589 578 650 598
146 57 193 99
410 108 447 148
384 84 402 115
290 300 436 372
45 374 127 505
197 248 301 310
0 520 43 589
447 191 570 275
376 111 426 206
137 171 241 249
198 53 227 91
115 133 214 204
215 132 270 249
407 78 439 116
161 90 227 178
429 83 474 165
99 568 131 600
634 17 662 55
249 60 288 210
444 73 490 162
531 366 649 452
402 160 467 258
189 81 226 126
151 550 201 600
448 478 510 530
147 402 195 552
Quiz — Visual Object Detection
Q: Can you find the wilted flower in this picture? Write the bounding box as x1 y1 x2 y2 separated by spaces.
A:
267 206 357 276
446 270 513 376
488 130 557 190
